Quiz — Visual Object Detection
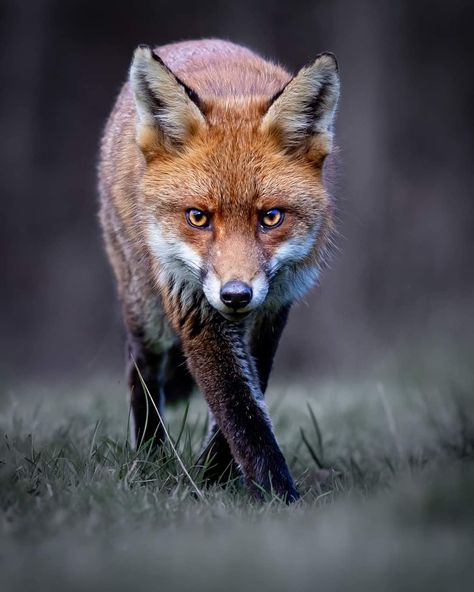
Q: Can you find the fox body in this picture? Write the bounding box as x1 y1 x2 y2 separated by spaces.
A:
99 39 339 501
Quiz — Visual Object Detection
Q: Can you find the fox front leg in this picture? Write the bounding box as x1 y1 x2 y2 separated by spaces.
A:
199 414 238 485
181 312 299 502
251 306 291 393
200 306 291 485
127 333 166 449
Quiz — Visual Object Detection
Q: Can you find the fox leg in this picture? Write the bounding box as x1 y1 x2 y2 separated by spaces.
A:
126 332 166 449
180 308 299 501
198 415 237 485
199 306 291 485
251 306 291 393
161 343 196 405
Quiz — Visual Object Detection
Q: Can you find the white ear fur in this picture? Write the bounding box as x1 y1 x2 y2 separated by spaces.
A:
261 53 340 157
129 45 206 155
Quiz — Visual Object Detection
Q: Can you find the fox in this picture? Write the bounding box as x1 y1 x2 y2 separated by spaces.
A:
98 39 340 502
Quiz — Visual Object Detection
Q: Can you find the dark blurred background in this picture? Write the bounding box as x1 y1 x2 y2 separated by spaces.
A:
1 0 473 387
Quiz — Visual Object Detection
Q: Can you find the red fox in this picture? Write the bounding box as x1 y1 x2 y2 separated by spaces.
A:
99 39 339 502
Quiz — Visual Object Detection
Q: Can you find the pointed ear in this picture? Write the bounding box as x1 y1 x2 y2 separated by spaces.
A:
129 45 206 159
261 53 340 162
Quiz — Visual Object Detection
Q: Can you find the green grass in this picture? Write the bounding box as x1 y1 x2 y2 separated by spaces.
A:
1 360 474 592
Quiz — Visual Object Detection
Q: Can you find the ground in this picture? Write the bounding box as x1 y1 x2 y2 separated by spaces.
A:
1 352 473 592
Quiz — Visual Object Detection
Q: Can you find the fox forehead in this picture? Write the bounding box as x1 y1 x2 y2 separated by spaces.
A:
143 117 328 217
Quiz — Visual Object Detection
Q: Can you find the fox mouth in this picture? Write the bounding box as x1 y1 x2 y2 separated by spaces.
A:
219 309 252 322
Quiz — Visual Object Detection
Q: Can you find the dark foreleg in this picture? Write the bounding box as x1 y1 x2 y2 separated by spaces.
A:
126 333 166 449
198 415 238 485
199 306 291 485
251 305 291 393
161 343 196 405
180 310 298 502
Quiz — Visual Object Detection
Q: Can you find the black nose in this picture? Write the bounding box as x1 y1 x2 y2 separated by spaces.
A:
220 281 253 310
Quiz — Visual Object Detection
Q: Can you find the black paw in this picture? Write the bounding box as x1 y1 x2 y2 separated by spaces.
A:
249 461 300 503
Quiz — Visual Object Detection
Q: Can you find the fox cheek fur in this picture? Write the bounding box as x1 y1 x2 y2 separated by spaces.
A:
99 39 339 502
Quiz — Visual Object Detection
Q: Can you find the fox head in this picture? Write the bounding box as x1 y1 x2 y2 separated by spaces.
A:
130 45 339 320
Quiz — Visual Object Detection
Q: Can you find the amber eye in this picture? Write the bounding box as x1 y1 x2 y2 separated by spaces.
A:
260 208 284 229
186 208 210 229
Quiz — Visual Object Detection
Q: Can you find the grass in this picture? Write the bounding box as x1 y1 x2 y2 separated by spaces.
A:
1 358 474 592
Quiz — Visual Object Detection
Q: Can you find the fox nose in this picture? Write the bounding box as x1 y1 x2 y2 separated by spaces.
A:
220 281 253 310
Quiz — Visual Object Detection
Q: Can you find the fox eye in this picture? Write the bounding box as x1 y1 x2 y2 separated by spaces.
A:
260 208 284 229
186 208 210 229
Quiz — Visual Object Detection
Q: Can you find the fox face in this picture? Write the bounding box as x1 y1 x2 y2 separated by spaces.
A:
132 46 339 319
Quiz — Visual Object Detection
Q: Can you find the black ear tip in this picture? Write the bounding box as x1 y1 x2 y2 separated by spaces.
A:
138 43 150 50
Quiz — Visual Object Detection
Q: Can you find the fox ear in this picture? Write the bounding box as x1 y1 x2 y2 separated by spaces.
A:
130 45 206 158
261 53 340 162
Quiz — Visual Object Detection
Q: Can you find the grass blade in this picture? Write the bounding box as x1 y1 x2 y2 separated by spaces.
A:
132 357 205 501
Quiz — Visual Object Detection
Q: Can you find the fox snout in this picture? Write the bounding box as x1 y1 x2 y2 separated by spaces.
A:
203 269 269 319
220 280 253 310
